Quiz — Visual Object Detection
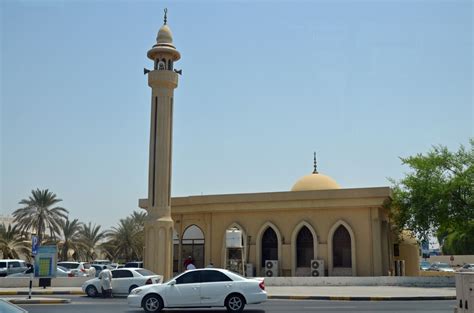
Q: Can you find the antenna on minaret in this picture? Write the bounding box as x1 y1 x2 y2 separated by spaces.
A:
164 8 168 25
313 152 318 174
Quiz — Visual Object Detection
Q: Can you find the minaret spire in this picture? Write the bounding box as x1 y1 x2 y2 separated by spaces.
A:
163 8 168 25
313 152 318 174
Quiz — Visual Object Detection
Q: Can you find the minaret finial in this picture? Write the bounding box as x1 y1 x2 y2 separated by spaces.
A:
313 152 318 174
164 8 168 25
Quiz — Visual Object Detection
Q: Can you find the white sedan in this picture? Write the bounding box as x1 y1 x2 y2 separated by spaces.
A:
128 268 267 313
82 268 162 297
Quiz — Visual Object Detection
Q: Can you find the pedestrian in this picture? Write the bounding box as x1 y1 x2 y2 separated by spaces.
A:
88 266 96 278
186 262 196 270
183 256 193 268
98 266 113 298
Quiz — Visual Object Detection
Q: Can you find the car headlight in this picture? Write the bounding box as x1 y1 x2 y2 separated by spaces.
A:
130 288 143 295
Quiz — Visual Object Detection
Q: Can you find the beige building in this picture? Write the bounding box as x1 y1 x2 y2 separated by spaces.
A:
140 13 418 278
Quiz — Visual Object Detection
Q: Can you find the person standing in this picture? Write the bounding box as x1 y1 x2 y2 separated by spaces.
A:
98 266 113 298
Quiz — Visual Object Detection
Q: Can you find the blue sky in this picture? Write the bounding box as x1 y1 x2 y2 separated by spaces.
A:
1 0 472 229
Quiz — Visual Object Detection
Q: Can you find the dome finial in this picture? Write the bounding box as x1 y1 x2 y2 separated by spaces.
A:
163 8 168 25
313 152 318 174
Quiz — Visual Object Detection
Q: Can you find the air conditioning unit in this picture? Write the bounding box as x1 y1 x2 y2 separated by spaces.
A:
311 259 325 277
264 260 278 277
245 263 254 277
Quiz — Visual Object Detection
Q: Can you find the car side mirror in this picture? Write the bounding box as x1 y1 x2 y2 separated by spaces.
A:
169 280 176 286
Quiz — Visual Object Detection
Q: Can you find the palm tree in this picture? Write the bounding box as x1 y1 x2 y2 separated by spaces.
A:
58 218 83 261
79 222 107 261
12 189 69 243
106 214 144 262
0 223 30 260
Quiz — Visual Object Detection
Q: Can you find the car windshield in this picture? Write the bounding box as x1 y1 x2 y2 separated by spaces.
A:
136 269 155 276
420 261 430 266
0 262 6 268
57 266 69 272
437 263 450 268
58 263 78 269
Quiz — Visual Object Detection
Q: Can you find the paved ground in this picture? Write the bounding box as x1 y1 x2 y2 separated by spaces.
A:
0 285 456 300
10 295 457 313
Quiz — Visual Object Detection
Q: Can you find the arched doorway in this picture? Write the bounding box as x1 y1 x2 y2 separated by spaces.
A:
296 226 314 276
261 227 278 268
332 225 352 276
181 225 205 269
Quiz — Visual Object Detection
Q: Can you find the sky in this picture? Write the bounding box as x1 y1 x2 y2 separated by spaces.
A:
1 0 472 231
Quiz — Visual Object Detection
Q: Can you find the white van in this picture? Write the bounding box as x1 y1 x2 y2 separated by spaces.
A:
0 259 28 277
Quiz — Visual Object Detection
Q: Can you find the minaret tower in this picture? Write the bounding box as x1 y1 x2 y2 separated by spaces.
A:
143 9 180 280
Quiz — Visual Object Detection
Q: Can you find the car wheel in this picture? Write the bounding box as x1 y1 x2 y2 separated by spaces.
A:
129 285 139 294
85 285 98 297
225 294 245 313
142 294 163 313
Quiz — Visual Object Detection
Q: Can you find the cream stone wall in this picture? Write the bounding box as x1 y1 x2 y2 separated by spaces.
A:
163 187 394 277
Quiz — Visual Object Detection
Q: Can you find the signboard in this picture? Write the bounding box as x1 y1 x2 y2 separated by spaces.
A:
31 236 39 256
34 245 57 278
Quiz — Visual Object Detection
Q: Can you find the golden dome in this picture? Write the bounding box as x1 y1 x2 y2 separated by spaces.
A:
291 172 341 191
156 24 173 44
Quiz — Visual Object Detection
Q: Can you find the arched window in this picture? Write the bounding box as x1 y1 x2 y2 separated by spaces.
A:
296 226 314 267
333 225 351 267
168 59 173 70
158 61 165 70
182 225 205 269
261 227 278 268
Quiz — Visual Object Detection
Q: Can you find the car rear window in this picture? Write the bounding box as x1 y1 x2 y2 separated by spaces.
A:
83 263 91 269
58 263 79 269
136 269 155 276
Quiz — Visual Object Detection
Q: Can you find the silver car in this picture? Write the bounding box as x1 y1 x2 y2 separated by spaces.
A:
0 259 28 277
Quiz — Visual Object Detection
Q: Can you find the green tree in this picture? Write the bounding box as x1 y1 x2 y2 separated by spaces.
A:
0 223 30 259
12 189 69 243
79 222 107 261
104 211 146 262
391 140 473 251
58 218 83 261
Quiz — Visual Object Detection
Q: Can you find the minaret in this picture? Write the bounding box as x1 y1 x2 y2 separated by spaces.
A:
143 9 180 280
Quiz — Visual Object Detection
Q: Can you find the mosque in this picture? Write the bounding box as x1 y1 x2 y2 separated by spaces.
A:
139 12 419 279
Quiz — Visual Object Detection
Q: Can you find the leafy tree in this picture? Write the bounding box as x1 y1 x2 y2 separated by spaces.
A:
391 140 473 251
104 211 146 262
0 223 30 259
79 222 107 261
58 218 83 261
12 189 69 243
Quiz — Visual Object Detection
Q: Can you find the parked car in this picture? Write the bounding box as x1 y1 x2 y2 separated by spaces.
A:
93 259 111 266
127 268 267 313
57 261 91 276
428 262 455 272
420 260 431 271
9 266 74 277
0 259 28 277
82 268 162 297
124 261 144 268
457 264 474 272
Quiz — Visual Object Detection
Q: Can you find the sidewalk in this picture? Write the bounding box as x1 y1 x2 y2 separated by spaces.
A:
0 286 456 301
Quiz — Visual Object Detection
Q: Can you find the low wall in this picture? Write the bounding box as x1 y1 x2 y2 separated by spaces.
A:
427 255 474 267
1 275 454 288
0 277 89 288
265 276 455 287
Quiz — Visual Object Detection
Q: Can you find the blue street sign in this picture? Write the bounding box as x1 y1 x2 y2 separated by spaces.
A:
32 236 39 255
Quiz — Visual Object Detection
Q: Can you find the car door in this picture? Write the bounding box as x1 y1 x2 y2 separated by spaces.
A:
200 270 234 305
165 271 201 307
111 269 133 294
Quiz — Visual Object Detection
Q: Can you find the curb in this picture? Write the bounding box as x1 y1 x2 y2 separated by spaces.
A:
7 298 71 304
0 291 84 296
268 295 456 301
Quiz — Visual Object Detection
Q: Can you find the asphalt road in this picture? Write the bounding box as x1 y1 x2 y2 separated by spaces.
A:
13 295 456 313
